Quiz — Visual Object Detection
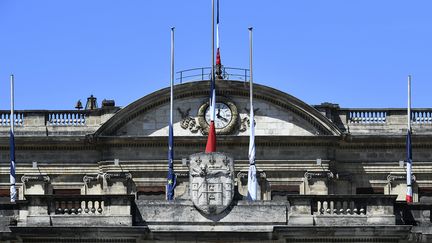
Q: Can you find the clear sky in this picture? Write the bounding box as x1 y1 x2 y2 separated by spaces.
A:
0 1 431 110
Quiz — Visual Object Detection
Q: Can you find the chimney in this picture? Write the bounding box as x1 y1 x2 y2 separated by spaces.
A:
85 95 98 110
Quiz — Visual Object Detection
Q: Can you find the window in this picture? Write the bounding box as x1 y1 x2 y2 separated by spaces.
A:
0 188 19 202
419 187 432 203
53 189 81 195
136 186 165 200
356 187 384 195
271 185 299 200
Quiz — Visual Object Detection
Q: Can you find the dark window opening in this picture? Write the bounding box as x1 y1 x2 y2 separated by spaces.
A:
271 185 299 201
53 189 81 195
356 187 384 195
137 186 165 200
419 187 432 203
0 188 19 203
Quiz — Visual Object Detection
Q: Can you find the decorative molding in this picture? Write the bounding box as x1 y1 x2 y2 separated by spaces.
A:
83 174 102 184
21 175 50 184
237 171 267 184
244 107 260 114
175 172 189 178
239 117 249 132
238 108 259 132
304 171 334 181
103 172 132 182
387 173 416 183
334 172 352 181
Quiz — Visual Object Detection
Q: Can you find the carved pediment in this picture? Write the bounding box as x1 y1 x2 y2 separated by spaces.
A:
95 81 341 137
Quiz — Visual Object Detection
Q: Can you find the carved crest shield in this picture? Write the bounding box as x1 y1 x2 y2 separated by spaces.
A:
189 152 234 215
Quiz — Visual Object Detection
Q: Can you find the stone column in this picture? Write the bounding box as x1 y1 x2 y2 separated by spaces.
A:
304 171 334 195
103 172 132 195
83 174 103 194
387 173 417 201
21 175 50 195
236 171 266 200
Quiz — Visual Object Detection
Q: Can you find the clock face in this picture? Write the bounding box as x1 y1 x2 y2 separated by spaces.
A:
205 102 233 129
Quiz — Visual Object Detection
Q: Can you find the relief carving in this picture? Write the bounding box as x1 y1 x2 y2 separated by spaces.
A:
178 107 203 134
189 152 234 215
239 108 259 132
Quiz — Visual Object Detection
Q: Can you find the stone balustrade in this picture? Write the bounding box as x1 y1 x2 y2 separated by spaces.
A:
333 108 432 135
48 112 86 126
412 110 432 124
0 108 119 136
53 195 104 215
19 195 134 226
347 110 387 124
0 113 24 126
288 195 397 226
312 196 367 216
342 108 432 125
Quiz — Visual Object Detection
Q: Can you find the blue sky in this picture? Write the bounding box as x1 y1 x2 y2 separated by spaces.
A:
0 1 431 110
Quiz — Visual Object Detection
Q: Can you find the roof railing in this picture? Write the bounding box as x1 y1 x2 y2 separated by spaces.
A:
176 66 250 84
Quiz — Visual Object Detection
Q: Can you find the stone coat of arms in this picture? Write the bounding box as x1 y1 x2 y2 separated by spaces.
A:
189 152 234 215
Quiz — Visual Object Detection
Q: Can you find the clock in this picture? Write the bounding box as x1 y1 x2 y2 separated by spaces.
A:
205 102 232 129
198 99 238 135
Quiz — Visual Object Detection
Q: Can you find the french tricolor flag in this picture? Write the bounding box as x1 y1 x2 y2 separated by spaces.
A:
406 129 413 203
216 0 221 67
205 75 216 153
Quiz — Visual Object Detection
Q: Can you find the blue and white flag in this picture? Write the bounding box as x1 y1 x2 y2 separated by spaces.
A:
166 121 176 200
247 104 258 200
10 129 17 202
406 129 413 203
247 27 257 201
10 74 17 203
166 28 176 201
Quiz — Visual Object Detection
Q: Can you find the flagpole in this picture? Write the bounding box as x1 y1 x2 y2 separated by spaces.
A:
249 27 253 101
212 0 215 83
171 27 175 124
10 74 17 203
205 0 217 152
211 0 216 118
247 27 258 201
408 75 411 131
166 27 176 200
406 75 413 203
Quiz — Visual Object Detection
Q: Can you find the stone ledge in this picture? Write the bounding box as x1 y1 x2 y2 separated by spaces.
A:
135 199 288 228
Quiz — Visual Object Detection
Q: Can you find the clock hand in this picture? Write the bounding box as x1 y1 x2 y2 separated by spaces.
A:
217 109 221 117
219 116 229 122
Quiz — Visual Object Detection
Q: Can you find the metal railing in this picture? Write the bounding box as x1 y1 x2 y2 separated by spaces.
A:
176 66 250 84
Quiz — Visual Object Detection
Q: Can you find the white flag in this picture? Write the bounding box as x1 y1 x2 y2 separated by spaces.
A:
247 99 258 200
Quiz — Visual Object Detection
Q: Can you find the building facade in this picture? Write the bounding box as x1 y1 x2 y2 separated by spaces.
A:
0 77 431 242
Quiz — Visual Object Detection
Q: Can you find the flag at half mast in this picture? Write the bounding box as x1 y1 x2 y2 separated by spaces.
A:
215 0 223 79
205 0 217 153
205 73 217 152
10 74 17 203
166 27 176 200
406 75 413 203
247 27 258 200
406 129 413 203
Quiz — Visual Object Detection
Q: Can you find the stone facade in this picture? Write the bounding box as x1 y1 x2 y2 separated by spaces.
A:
0 80 431 242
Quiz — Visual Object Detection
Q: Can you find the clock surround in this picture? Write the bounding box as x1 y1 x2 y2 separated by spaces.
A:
197 97 239 135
